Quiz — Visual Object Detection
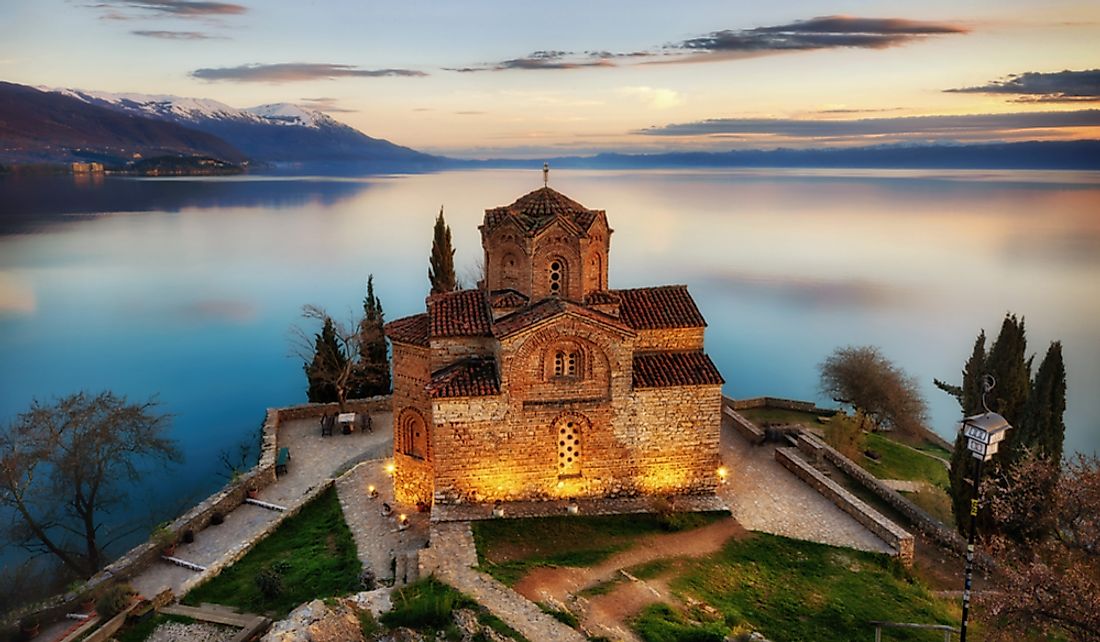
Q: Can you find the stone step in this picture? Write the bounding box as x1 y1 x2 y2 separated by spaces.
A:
244 497 286 512
162 555 207 572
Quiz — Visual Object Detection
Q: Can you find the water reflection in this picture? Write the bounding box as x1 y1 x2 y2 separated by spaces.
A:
0 168 1097 563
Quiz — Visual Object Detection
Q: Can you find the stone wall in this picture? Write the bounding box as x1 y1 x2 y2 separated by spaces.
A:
776 447 914 566
429 337 497 372
802 432 995 571
5 397 390 627
723 405 765 445
430 383 721 504
728 396 837 416
391 342 433 505
633 327 704 352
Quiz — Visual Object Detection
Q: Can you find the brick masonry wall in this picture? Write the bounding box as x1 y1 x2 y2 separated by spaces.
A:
429 337 497 372
634 327 704 352
392 342 433 505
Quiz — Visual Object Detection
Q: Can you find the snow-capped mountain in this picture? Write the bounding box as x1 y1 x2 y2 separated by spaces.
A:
50 88 441 166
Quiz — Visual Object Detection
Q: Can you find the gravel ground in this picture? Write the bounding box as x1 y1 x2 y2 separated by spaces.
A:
143 621 237 642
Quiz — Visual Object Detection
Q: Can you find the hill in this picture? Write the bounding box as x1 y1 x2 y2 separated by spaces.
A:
0 82 247 167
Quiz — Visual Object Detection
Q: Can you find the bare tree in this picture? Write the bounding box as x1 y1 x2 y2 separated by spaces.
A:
978 453 1100 642
0 392 180 578
818 345 929 438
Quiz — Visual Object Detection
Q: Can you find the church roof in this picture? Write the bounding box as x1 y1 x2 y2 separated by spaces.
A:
489 288 530 309
428 357 500 398
633 351 725 388
614 285 707 329
483 187 603 234
493 297 634 339
384 313 429 347
427 290 493 338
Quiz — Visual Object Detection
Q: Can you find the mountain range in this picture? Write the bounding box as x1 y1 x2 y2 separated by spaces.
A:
1 80 1097 172
0 81 441 169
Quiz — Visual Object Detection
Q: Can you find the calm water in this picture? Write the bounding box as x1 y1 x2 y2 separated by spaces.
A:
1 168 1098 559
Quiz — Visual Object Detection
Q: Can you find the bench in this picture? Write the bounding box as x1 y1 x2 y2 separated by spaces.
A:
275 447 291 476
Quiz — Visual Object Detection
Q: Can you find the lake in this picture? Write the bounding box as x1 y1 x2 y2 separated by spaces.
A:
1 167 1098 561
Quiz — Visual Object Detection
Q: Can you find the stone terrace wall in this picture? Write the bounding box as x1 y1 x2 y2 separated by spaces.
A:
801 431 995 571
727 396 838 416
776 447 914 566
6 396 390 627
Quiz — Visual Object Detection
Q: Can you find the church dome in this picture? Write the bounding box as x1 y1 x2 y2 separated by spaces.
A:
484 186 600 233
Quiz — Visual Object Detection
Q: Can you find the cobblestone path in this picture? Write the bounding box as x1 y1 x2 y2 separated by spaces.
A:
718 415 892 554
421 522 587 642
335 459 429 585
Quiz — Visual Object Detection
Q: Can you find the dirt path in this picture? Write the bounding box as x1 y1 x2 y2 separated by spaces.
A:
513 517 746 640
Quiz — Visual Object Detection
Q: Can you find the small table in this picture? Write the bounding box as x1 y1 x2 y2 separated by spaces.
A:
338 412 356 434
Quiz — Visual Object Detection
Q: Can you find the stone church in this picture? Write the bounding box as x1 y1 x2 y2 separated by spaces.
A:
384 176 724 507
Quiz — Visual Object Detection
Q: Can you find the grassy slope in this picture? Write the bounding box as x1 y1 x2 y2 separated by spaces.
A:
182 486 360 617
862 433 949 489
473 513 723 586
736 407 832 427
652 533 956 642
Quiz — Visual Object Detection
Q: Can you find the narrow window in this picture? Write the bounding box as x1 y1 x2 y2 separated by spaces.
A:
566 351 578 377
557 418 582 476
554 351 565 376
549 260 562 295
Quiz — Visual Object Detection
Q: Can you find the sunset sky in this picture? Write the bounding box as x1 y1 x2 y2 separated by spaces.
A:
3 0 1098 157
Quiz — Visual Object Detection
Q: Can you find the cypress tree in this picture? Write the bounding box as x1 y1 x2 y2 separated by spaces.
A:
985 314 1031 430
946 331 988 533
1025 341 1066 462
305 316 345 403
352 275 391 397
429 207 456 294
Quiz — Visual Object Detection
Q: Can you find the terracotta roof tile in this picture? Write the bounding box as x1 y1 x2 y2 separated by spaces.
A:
427 290 492 338
493 298 633 339
428 358 500 398
384 313 429 347
614 285 706 329
489 289 529 309
584 290 621 305
483 187 604 234
633 352 724 388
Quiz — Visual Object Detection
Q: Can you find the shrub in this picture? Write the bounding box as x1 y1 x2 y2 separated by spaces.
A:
254 562 288 599
96 583 134 619
358 610 381 638
381 578 473 629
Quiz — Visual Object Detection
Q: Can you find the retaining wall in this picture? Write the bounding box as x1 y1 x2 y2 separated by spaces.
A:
725 395 838 416
800 431 994 570
5 396 391 628
775 447 914 566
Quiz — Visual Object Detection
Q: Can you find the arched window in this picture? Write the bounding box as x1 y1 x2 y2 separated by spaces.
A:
398 408 427 460
549 259 565 296
554 415 585 477
552 349 580 378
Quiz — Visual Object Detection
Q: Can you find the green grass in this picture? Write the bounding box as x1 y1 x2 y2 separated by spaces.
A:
472 512 726 586
578 577 624 597
539 603 580 628
634 603 727 642
862 433 950 489
737 408 832 428
626 558 676 580
659 533 955 642
382 578 530 642
114 614 197 642
182 486 361 617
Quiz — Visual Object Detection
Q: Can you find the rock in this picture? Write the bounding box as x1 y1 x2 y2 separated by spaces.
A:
453 608 481 640
307 609 362 642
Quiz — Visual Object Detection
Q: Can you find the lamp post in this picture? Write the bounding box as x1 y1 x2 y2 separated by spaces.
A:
958 375 1012 642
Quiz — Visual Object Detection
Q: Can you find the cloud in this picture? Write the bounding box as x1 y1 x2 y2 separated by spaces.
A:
637 110 1100 140
130 29 220 39
298 97 357 113
946 69 1100 103
616 86 684 110
447 50 617 73
191 63 428 82
672 16 966 55
85 0 246 19
447 15 967 72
